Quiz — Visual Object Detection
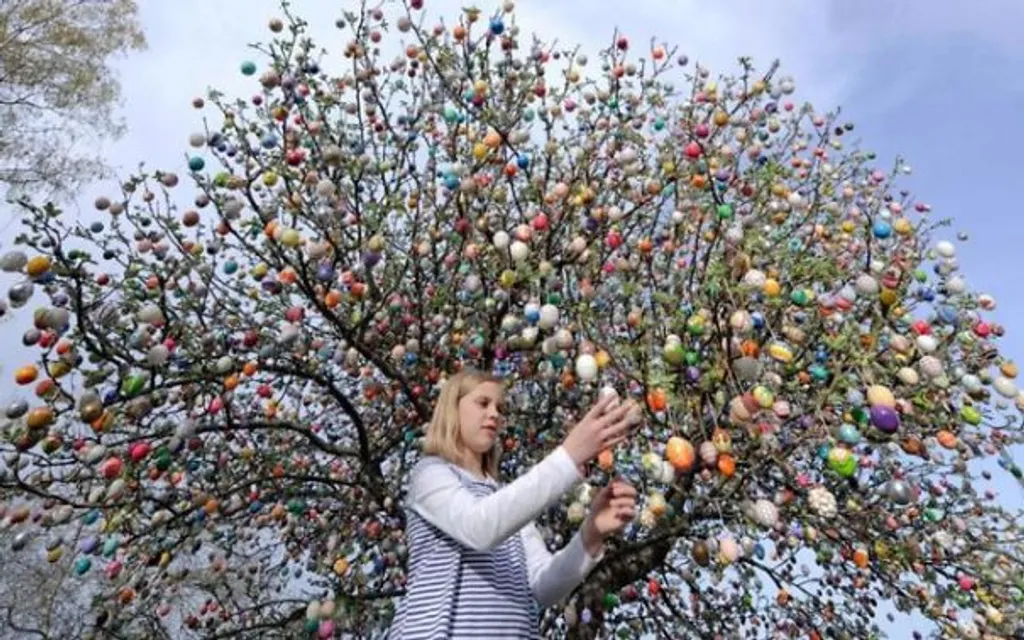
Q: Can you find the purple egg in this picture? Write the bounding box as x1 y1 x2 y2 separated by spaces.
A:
79 536 98 554
685 366 701 382
362 251 382 268
870 405 900 433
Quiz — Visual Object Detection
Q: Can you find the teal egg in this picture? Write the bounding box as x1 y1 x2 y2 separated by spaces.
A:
74 557 92 575
241 61 257 75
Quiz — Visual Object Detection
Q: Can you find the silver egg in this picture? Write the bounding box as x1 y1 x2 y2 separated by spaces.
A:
886 479 912 505
8 281 34 306
6 398 28 419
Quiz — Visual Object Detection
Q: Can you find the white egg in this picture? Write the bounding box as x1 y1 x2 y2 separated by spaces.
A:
493 230 510 249
993 377 1018 399
915 334 938 353
574 354 598 381
855 274 878 295
509 240 529 262
935 240 956 258
538 304 559 329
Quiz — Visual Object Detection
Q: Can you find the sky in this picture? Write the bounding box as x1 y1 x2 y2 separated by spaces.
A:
4 0 1024 636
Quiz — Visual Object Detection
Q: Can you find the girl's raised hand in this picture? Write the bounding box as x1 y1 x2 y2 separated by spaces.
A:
562 393 638 466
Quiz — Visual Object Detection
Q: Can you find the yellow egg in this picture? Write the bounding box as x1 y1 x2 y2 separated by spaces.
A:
594 350 611 368
866 385 896 408
26 255 51 277
280 229 301 247
47 361 71 378
1000 362 1018 379
893 218 913 235
762 278 781 297
472 143 488 160
767 343 792 363
333 557 349 576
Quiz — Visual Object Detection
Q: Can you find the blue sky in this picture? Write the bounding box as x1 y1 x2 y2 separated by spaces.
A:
12 0 1023 635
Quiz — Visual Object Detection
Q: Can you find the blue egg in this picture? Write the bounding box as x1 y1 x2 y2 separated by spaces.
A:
524 307 540 324
517 154 530 169
751 312 765 330
846 388 865 407
224 260 238 275
444 176 459 190
872 221 892 238
838 423 861 444
489 17 505 34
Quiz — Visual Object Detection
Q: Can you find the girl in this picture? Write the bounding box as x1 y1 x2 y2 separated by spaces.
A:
388 369 639 639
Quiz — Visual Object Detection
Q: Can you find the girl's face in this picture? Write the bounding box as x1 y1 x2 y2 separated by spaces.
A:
458 381 505 456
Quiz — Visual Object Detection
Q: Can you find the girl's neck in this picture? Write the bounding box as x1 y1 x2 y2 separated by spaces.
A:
458 451 487 479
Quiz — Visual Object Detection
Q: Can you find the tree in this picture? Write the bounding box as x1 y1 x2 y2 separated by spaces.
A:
0 0 146 201
1 0 1023 638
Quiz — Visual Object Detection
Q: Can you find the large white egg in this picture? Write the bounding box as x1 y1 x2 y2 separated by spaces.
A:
538 304 559 329
575 354 598 381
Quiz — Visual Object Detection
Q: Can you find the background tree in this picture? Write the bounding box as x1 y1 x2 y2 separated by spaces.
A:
1 1 1023 638
0 0 146 202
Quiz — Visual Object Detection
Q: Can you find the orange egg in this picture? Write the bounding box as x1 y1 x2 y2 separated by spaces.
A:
665 437 695 472
278 268 298 284
483 129 502 148
243 361 258 377
14 365 38 385
646 388 667 412
325 290 342 308
853 548 869 568
717 453 736 477
224 375 239 391
936 430 958 450
597 449 614 472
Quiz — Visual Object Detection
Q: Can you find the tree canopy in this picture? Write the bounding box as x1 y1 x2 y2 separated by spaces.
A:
0 0 146 201
1 0 1023 638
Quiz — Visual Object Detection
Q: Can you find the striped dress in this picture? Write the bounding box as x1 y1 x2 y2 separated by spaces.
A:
388 458 539 639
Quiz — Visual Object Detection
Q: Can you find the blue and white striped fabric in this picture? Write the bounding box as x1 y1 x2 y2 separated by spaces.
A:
388 458 539 639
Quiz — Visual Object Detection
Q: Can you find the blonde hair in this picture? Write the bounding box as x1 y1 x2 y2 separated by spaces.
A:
424 368 504 478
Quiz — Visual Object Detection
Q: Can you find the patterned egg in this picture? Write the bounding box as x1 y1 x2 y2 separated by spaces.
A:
808 487 837 518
